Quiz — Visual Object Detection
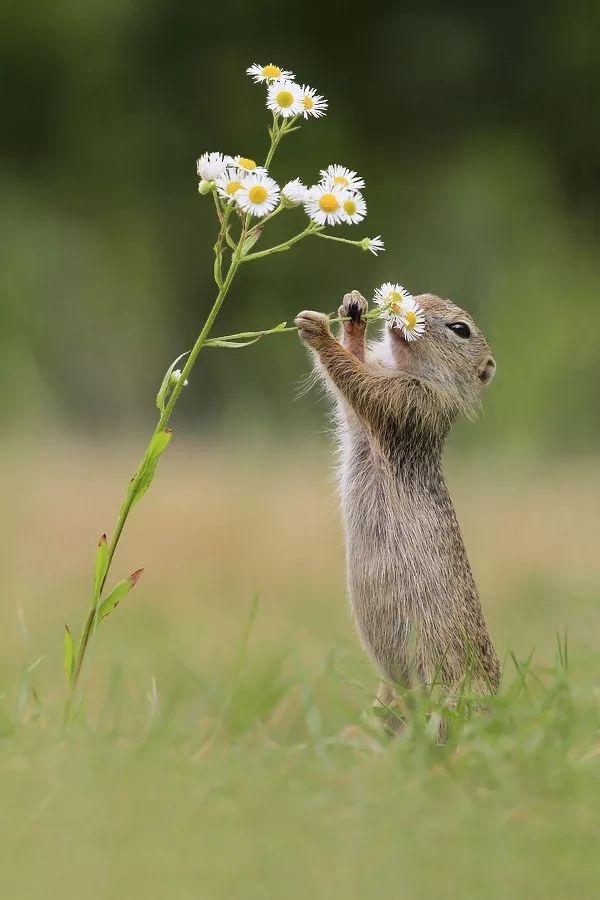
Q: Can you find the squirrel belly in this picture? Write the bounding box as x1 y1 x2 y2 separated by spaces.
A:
338 410 498 692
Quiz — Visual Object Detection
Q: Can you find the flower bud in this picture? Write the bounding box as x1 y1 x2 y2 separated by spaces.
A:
170 369 189 386
361 235 385 256
282 178 308 207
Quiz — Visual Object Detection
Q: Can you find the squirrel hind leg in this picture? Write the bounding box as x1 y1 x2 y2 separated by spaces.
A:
374 681 407 737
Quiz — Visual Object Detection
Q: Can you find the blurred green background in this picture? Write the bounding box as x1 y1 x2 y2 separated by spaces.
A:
2 7 600 898
3 1 599 452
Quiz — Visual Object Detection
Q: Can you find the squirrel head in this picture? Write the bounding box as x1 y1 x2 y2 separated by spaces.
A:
383 293 496 417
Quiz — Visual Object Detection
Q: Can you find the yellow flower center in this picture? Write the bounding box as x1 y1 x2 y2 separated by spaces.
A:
276 90 294 108
333 176 349 187
387 291 403 314
302 95 314 110
319 193 340 213
262 64 281 78
238 157 256 170
405 311 417 330
225 180 242 195
343 199 357 216
248 185 268 205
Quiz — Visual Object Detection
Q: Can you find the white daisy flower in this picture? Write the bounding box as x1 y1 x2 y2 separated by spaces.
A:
247 62 295 84
341 191 367 224
215 167 246 202
364 235 385 255
374 283 413 327
299 84 328 119
170 369 189 386
304 184 347 226
320 164 365 192
400 296 426 342
236 173 280 217
266 80 303 118
196 151 230 182
232 155 267 176
282 178 309 206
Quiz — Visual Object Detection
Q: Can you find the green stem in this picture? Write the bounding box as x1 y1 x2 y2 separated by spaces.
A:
242 225 320 262
264 115 298 169
206 307 387 346
206 325 297 343
264 125 282 169
256 203 286 229
68 250 243 706
66 98 331 722
66 111 300 715
219 201 235 248
212 190 224 225
311 232 364 249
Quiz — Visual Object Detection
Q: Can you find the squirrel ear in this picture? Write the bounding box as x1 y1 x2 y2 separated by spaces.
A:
478 356 496 384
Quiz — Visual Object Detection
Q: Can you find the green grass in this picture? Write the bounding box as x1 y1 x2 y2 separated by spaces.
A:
0 441 598 899
1 628 598 899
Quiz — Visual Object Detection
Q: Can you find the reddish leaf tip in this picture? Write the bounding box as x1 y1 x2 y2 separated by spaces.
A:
129 568 144 586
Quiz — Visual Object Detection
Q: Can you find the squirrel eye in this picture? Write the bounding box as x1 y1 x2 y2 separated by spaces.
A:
447 321 471 339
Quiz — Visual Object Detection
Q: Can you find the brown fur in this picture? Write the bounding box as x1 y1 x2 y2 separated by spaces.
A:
295 291 500 712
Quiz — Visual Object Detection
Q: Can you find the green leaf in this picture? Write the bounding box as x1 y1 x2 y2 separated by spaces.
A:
93 533 109 597
213 252 223 287
268 321 288 334
241 228 262 255
207 337 263 349
205 322 289 350
64 625 75 684
147 429 172 460
156 352 190 414
97 569 143 622
131 430 172 507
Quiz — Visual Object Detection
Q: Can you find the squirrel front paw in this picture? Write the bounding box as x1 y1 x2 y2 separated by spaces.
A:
339 290 368 335
295 310 332 349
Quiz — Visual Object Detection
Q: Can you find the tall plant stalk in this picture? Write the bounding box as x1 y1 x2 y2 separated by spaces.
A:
66 128 281 712
63 69 385 721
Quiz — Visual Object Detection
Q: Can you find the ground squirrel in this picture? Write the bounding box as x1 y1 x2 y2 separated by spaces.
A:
295 291 500 720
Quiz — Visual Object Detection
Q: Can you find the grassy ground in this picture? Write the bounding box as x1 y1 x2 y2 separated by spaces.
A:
0 438 599 899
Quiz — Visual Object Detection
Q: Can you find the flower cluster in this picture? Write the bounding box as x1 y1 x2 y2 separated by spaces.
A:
194 63 384 256
197 152 279 215
373 283 426 341
304 164 367 227
197 151 378 237
247 64 328 119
